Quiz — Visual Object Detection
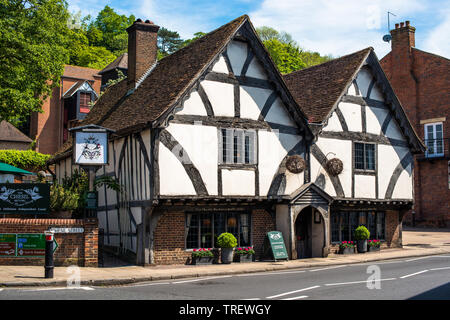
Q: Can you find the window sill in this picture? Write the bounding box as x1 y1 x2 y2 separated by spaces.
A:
354 169 376 175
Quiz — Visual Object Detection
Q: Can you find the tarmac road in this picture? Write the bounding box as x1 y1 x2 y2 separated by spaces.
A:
1 254 449 300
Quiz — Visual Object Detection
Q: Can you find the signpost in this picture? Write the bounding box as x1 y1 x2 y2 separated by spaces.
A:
0 183 50 214
0 233 58 257
265 231 289 261
0 234 17 256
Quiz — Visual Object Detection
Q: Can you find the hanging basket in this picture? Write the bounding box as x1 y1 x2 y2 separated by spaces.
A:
286 155 306 174
325 158 343 176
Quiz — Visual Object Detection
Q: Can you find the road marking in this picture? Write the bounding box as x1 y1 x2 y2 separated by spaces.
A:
266 285 320 299
282 295 308 300
124 282 171 288
172 275 232 284
242 298 261 300
324 278 396 286
400 270 429 279
430 266 450 271
26 286 95 292
237 270 305 277
309 265 347 272
405 257 431 262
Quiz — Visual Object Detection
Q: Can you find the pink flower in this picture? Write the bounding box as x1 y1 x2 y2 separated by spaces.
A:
245 248 249 251
343 241 347 244
193 249 197 252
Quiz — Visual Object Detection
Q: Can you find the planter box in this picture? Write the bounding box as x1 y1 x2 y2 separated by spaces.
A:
357 240 368 253
234 254 254 263
368 246 380 252
191 257 214 265
339 247 355 254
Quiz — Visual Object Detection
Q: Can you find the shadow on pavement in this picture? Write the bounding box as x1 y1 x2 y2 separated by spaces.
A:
408 282 450 300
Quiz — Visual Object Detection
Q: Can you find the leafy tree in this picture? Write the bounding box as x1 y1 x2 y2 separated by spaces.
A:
263 39 306 74
181 32 206 48
157 27 183 57
0 0 70 122
256 26 294 44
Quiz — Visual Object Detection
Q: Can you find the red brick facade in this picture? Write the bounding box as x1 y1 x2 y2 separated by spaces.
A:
380 21 450 227
152 209 274 265
0 218 98 267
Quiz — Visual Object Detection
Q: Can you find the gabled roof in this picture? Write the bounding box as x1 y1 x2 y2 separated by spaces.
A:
51 14 313 161
99 53 128 75
283 48 371 123
63 65 100 81
0 121 32 143
62 81 98 98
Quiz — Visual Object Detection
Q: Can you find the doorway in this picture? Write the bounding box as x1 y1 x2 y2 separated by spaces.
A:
294 206 325 259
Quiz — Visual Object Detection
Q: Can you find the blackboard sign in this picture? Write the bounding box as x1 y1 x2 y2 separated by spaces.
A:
265 231 289 261
0 183 50 214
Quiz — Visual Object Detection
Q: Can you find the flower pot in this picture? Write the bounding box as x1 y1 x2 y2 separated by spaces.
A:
221 248 234 264
357 240 367 253
234 254 254 263
368 246 380 252
339 247 355 254
192 257 214 265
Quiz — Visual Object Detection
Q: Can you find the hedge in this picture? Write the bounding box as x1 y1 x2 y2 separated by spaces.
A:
0 150 51 172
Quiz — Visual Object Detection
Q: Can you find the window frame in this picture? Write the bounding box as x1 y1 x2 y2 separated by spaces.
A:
219 128 257 166
424 122 444 158
353 141 376 172
330 210 386 243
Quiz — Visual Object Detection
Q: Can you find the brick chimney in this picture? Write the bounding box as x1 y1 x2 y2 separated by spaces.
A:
390 20 415 52
126 19 160 88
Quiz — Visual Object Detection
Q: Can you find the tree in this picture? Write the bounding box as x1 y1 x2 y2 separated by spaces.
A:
0 0 70 122
157 27 183 57
180 32 206 48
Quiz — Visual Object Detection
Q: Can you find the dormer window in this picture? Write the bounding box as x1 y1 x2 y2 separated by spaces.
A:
79 92 92 113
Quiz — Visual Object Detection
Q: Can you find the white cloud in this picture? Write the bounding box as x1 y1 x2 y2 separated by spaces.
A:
423 7 450 58
249 0 426 58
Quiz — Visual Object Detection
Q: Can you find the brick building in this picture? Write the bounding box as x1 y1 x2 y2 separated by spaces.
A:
380 21 450 227
28 65 101 155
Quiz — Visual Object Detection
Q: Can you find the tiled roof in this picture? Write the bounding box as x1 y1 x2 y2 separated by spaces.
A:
99 53 128 74
283 48 372 123
0 121 32 143
63 65 101 81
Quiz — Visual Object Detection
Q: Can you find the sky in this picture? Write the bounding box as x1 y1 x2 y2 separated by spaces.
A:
67 0 450 59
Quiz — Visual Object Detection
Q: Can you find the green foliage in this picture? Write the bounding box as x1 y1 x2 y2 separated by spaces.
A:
191 248 214 258
235 246 255 255
216 233 237 248
354 225 370 240
180 32 206 48
367 239 381 247
50 183 79 212
157 27 183 57
0 150 50 172
0 0 70 122
339 241 355 249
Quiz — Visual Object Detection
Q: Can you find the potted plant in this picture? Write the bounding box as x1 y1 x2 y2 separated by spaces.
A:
191 248 214 265
216 233 237 264
354 225 370 253
234 246 255 263
368 239 381 252
338 241 355 254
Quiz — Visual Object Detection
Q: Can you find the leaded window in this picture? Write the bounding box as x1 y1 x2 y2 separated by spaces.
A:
220 128 256 165
354 142 375 171
331 211 385 242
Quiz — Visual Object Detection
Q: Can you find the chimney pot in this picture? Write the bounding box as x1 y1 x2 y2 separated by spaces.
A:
136 18 143 23
395 23 399 29
400 22 404 27
405 20 410 26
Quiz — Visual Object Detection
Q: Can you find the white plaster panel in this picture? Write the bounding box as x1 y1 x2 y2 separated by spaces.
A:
377 145 409 198
106 185 117 205
354 175 376 198
309 156 337 197
108 209 119 233
97 211 107 231
201 80 235 117
315 137 353 197
246 57 268 79
227 40 247 76
366 106 388 135
159 143 196 195
130 207 142 226
385 118 405 140
322 110 343 132
338 102 362 132
355 68 372 98
221 169 255 196
114 138 125 170
285 169 305 195
239 86 273 120
166 123 218 195
177 90 207 116
258 130 302 195
264 98 296 127
370 84 384 101
97 184 105 206
391 163 413 199
211 55 229 74
346 83 360 96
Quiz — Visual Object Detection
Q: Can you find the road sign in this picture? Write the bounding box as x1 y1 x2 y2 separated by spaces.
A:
0 234 16 256
265 231 289 261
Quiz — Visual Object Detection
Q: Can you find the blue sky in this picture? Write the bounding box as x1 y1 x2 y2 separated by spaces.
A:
67 0 450 59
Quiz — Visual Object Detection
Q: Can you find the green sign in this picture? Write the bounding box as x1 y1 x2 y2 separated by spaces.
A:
0 183 50 214
85 191 97 209
0 233 58 258
266 231 289 261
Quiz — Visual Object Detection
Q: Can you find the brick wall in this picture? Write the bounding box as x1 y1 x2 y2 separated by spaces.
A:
152 208 275 265
0 218 98 267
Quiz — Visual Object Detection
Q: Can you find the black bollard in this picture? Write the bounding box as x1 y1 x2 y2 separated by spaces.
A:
44 231 54 279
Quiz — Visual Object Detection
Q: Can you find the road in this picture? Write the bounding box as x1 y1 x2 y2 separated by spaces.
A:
1 254 449 300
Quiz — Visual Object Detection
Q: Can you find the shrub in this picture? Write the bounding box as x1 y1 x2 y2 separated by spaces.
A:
192 248 214 258
0 150 50 172
234 247 255 255
216 233 237 248
50 183 79 212
368 239 381 247
354 225 370 240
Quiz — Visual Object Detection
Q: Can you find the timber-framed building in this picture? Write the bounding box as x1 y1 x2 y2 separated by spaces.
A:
49 15 424 264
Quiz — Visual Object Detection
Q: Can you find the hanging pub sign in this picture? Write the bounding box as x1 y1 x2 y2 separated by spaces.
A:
0 183 50 214
70 124 115 166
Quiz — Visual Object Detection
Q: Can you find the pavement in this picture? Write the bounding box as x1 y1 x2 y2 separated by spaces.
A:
1 227 449 288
